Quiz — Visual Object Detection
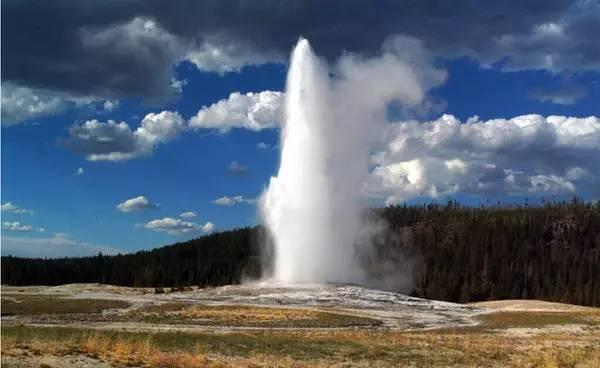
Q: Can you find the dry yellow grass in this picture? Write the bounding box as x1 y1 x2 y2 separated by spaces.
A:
138 303 320 321
2 309 599 367
130 303 379 327
176 305 314 322
3 333 211 367
471 299 599 313
4 326 599 368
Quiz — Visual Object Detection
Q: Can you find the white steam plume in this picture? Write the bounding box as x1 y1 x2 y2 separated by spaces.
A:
260 37 445 284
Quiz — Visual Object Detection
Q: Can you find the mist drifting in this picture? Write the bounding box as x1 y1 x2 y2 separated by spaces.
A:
261 37 445 285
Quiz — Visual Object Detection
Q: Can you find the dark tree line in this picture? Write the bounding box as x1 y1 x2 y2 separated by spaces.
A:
374 198 600 307
2 200 599 306
2 228 264 288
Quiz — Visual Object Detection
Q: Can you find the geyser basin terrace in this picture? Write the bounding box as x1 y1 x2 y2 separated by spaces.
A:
1 283 482 331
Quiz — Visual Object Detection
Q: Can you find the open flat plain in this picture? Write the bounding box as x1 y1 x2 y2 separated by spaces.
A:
2 283 599 367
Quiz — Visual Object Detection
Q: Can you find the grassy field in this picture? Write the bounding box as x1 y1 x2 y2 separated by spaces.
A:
1 295 380 328
2 315 600 367
476 310 600 329
2 290 599 367
1 294 130 315
123 303 382 328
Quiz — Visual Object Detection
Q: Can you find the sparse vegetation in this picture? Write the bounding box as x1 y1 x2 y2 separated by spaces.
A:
476 311 600 329
2 287 599 367
126 303 382 328
2 309 599 368
8 301 381 328
0 295 130 315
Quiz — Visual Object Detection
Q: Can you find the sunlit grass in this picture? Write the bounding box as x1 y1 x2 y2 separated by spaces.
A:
476 311 600 329
3 315 600 368
2 301 599 367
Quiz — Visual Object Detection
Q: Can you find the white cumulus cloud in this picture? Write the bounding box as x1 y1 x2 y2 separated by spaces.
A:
201 222 215 233
227 160 248 175
189 91 283 132
2 221 44 232
179 211 197 218
185 38 281 74
142 217 214 236
1 83 68 126
60 111 184 161
1 82 100 127
1 202 34 215
103 100 119 112
116 196 159 212
368 114 600 203
170 78 188 94
212 195 255 206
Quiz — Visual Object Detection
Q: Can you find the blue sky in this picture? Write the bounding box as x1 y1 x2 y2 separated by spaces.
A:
2 1 600 257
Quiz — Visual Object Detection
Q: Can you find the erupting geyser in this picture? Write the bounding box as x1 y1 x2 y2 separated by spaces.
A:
261 37 444 286
261 39 366 284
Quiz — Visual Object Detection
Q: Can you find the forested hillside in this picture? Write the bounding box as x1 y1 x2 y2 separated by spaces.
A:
2 200 599 306
375 199 600 307
2 228 265 288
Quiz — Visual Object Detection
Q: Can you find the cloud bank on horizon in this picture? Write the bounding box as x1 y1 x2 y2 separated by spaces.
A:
2 233 121 258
